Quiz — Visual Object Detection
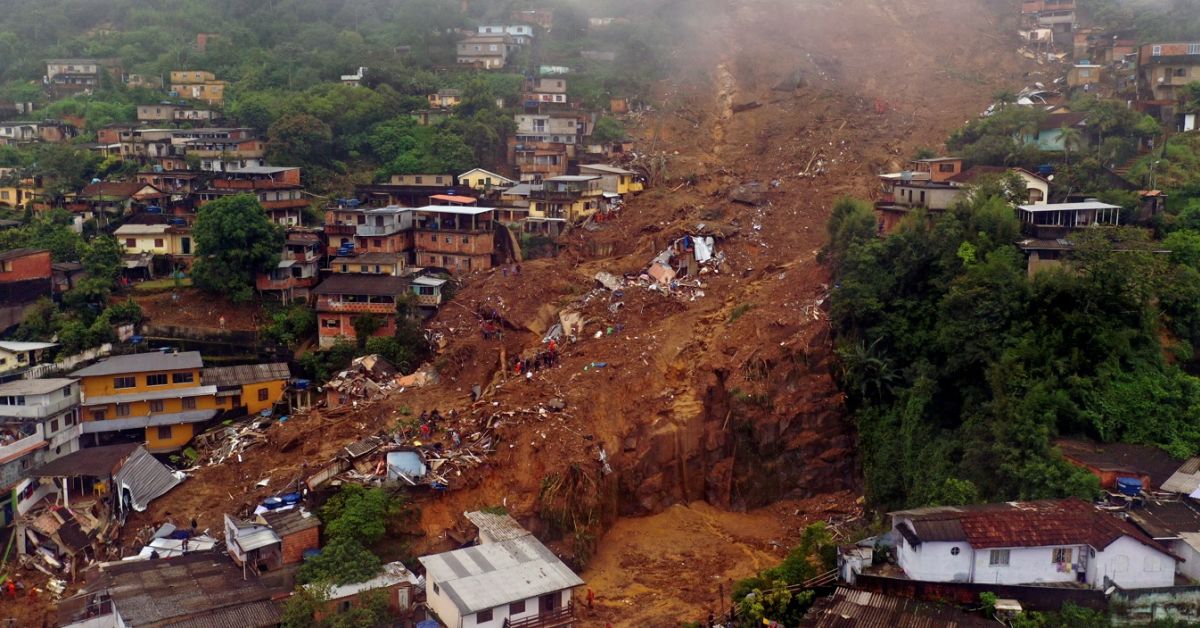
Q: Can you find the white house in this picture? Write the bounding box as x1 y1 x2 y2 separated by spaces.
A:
420 511 584 628
0 341 57 374
890 499 1177 590
1127 499 1200 582
0 378 82 526
947 166 1051 206
478 25 535 45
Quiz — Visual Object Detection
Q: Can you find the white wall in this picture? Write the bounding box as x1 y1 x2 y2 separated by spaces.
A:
1172 540 1200 582
425 575 573 628
895 537 974 582
1093 536 1175 589
970 545 1084 586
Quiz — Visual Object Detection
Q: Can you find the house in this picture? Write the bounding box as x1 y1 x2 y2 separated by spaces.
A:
410 205 498 272
200 166 307 226
136 170 201 197
1025 112 1090 152
136 102 216 124
420 512 583 628
523 78 568 107
513 141 570 181
341 66 367 86
0 248 52 331
37 120 79 143
390 173 456 187
44 58 122 95
411 275 448 309
255 230 321 303
310 561 420 622
578 164 643 197
169 70 227 105
1017 200 1122 238
1126 498 1200 582
224 513 283 572
1068 64 1104 89
514 112 590 146
873 179 965 232
332 251 406 277
1137 43 1200 110
201 362 291 416
528 175 604 235
113 223 194 258
1056 439 1182 493
1020 0 1076 34
347 206 415 255
258 508 320 565
71 351 220 452
511 9 554 31
890 499 1177 589
478 24 535 45
73 182 165 219
907 157 964 183
428 89 463 109
0 176 45 210
947 166 1050 205
457 35 512 69
198 156 269 173
0 340 57 374
0 122 40 144
313 275 412 348
56 552 287 627
459 168 516 191
0 378 81 526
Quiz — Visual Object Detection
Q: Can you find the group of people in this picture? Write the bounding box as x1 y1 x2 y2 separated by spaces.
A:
511 339 560 379
416 409 461 447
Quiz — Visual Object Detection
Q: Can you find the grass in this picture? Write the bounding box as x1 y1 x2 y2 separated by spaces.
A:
131 277 192 292
728 303 754 323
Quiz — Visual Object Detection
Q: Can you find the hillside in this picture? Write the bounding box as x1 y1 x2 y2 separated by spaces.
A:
109 0 1031 624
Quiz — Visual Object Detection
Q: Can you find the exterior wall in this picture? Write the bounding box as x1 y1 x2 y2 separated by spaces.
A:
896 536 974 582
333 260 404 275
1092 536 1176 590
389 174 454 186
117 232 191 256
1068 66 1103 87
281 527 320 564
970 545 1084 586
146 422 196 451
1172 540 1200 582
240 379 286 415
461 172 511 190
0 250 52 283
79 367 217 450
892 184 964 211
317 312 397 349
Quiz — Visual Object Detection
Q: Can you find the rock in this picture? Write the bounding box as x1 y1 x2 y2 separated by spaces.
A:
547 398 566 412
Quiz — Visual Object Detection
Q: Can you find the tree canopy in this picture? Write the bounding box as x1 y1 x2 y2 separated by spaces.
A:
191 193 283 303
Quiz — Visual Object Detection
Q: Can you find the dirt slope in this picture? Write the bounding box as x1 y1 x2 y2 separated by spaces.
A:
115 0 1029 625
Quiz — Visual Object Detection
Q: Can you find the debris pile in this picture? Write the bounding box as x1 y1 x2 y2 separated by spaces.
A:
193 417 275 467
323 354 399 412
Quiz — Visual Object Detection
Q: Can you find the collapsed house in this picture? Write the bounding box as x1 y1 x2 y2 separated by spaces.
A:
324 354 398 410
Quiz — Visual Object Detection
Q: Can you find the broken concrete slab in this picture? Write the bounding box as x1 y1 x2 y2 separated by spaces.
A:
729 182 766 206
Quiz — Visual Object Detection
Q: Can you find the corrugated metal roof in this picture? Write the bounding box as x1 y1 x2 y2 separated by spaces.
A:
1017 201 1121 212
317 561 420 601
259 508 320 538
71 351 203 377
1161 457 1200 493
114 446 184 511
313 274 410 297
419 535 584 615
0 340 57 352
579 164 635 175
201 363 290 388
465 511 532 543
803 586 992 627
161 599 282 628
234 527 280 552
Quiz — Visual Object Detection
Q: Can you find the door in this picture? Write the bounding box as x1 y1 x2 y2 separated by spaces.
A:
181 237 191 254
539 592 560 613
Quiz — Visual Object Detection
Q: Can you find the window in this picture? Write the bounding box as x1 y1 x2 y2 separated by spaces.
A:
114 376 136 389
989 549 1010 566
157 425 172 440
149 399 165 413
432 583 440 596
476 609 493 624
415 176 423 184
50 419 59 433
125 238 136 248
154 238 164 248
146 373 168 386
950 547 960 556
63 385 71 398
1052 548 1072 564
183 397 196 410
258 388 269 402
322 318 340 328
91 410 106 421
172 372 193 384
373 239 382 247
1152 45 1163 56
462 236 470 244
509 600 526 615
341 264 349 273
0 395 24 406
1191 44 1200 55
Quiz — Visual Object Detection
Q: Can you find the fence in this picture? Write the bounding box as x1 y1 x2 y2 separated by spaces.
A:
22 343 113 380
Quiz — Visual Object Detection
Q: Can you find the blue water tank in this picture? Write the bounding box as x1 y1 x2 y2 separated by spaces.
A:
146 206 162 214
1116 477 1142 496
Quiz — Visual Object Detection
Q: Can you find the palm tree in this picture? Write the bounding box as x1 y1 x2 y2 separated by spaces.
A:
1058 125 1084 168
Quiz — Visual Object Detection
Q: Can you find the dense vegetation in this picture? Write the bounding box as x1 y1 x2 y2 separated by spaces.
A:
826 194 1200 510
1079 0 1200 43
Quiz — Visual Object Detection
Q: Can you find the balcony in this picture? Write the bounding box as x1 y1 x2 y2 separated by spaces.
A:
357 224 405 237
0 424 45 463
0 395 79 420
261 199 308 210
211 179 297 190
315 296 396 314
503 603 576 628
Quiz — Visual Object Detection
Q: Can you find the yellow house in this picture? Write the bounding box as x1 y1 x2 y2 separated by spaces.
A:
330 252 405 276
0 179 45 210
579 164 644 196
201 363 291 415
529 175 604 224
113 223 194 256
71 351 220 452
170 70 227 105
458 168 516 191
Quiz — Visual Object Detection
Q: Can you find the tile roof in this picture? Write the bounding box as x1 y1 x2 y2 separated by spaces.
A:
802 586 993 627
31 442 139 477
70 351 203 377
260 508 320 538
160 599 282 628
201 363 290 388
891 498 1170 555
419 535 584 615
1056 439 1182 488
78 181 150 199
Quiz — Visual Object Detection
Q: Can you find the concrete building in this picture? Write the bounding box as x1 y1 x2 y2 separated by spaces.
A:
0 378 81 526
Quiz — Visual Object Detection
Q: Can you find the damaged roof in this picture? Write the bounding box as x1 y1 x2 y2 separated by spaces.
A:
465 510 532 543
1159 457 1200 494
32 442 139 477
114 446 184 511
1127 499 1200 539
891 498 1171 556
201 363 290 388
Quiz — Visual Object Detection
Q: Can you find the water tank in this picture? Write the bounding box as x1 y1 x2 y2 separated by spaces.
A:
1115 477 1142 496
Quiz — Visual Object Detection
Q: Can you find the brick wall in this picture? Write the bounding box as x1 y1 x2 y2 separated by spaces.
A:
0 250 51 283
281 527 320 564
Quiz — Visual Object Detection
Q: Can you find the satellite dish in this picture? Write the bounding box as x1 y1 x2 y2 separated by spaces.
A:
1047 175 1055 181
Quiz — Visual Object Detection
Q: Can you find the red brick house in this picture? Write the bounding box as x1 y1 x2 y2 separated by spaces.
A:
0 248 52 330
258 508 320 565
313 275 412 349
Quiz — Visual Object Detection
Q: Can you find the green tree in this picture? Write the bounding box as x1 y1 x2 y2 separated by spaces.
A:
191 194 284 303
267 113 334 167
351 314 384 349
1058 125 1084 168
297 535 383 586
